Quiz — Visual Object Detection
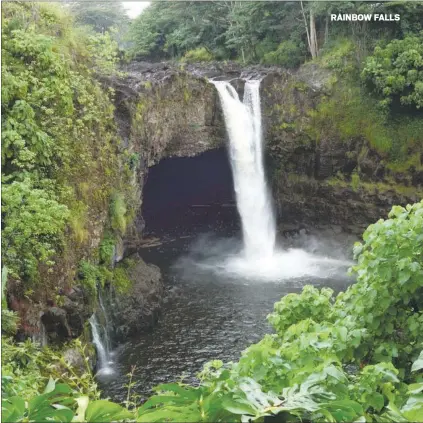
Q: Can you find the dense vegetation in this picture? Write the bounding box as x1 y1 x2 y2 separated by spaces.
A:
1 2 137 299
130 1 423 66
2 1 423 422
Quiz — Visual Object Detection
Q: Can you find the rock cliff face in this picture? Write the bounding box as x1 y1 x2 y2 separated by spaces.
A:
261 63 422 233
108 61 421 237
107 255 163 341
12 60 421 345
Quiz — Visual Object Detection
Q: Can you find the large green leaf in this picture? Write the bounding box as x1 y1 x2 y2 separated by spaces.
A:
1 396 25 423
85 400 134 422
411 350 423 372
137 404 202 423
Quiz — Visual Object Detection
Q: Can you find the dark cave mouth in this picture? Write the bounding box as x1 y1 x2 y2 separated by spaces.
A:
142 148 240 236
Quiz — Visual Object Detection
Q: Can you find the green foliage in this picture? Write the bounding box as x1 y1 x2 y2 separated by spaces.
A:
68 202 89 245
129 1 305 62
1 2 134 290
129 1 423 66
318 38 357 74
78 261 111 297
2 378 75 423
1 178 70 280
112 265 132 295
306 80 423 164
110 193 128 235
1 379 133 423
1 267 19 336
262 41 305 68
362 33 423 111
268 285 333 334
129 2 232 60
70 1 129 34
86 29 120 74
1 337 99 402
335 202 423 367
182 47 214 63
78 257 134 297
99 235 115 268
2 336 134 422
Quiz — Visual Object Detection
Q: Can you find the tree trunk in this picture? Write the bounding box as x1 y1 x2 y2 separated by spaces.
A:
325 14 329 44
309 8 318 58
300 1 312 58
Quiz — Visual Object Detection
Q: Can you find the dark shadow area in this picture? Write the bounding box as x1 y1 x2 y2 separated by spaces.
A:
142 148 239 235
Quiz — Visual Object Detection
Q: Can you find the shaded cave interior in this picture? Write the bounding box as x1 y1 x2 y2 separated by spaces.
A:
142 148 240 236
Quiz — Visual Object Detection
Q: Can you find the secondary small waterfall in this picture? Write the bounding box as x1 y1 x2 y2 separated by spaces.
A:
213 80 276 258
89 301 114 376
98 291 112 353
89 314 108 367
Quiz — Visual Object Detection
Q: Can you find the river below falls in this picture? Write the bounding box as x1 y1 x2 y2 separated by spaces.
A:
97 214 356 403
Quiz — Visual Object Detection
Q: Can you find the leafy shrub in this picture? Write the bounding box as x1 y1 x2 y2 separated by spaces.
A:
1 178 70 280
2 335 134 422
86 29 120 74
99 235 115 267
318 39 357 74
110 193 127 235
268 285 333 335
2 337 98 401
1 378 132 423
335 201 423 368
362 33 423 111
182 47 213 63
78 261 111 297
262 41 304 68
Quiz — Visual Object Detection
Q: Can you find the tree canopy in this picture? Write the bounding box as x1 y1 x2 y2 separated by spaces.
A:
129 1 423 66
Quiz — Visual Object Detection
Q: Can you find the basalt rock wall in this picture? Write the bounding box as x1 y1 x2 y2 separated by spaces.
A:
109 61 422 237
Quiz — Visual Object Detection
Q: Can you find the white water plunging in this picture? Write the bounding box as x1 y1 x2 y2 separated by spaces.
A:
213 80 276 258
89 314 114 376
207 79 352 281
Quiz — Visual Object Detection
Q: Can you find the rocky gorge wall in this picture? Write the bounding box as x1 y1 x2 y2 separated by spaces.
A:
10 59 421 347
111 61 422 238
261 64 422 234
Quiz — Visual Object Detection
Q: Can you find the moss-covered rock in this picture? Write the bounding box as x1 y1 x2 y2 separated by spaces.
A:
107 255 163 341
260 63 422 233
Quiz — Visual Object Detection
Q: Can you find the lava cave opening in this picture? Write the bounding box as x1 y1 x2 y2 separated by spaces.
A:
142 148 239 235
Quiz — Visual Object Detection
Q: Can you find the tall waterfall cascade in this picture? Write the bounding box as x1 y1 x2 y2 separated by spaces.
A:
212 80 276 258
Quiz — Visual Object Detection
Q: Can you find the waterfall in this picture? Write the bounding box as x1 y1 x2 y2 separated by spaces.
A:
98 290 112 353
89 314 114 376
212 80 276 258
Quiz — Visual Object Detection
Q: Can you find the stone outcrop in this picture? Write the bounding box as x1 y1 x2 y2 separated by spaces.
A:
107 255 163 341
